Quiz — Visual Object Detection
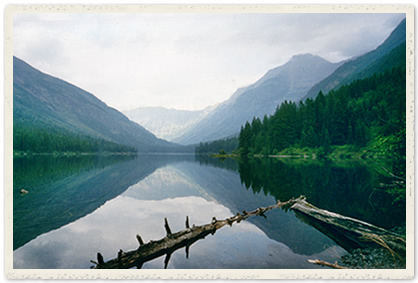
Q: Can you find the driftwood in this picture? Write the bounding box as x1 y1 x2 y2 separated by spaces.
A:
91 195 405 269
290 197 406 256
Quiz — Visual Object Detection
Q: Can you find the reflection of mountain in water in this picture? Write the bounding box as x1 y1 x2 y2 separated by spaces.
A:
123 159 336 256
14 154 402 259
14 192 345 269
13 154 195 250
124 156 405 255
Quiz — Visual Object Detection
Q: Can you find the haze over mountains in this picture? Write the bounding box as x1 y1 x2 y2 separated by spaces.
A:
123 106 214 141
171 17 406 145
13 57 185 152
124 18 406 146
304 18 406 100
14 18 406 150
172 54 343 144
124 54 342 143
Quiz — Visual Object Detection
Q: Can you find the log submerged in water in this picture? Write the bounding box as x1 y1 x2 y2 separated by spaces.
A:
91 195 405 269
290 197 406 256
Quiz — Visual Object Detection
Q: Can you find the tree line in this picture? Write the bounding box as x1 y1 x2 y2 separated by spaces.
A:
238 67 405 177
14 126 138 154
195 137 238 155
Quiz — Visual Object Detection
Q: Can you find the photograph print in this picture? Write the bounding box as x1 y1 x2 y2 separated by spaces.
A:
5 4 414 279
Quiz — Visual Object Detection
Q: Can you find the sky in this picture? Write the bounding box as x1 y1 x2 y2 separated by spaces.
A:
12 9 405 112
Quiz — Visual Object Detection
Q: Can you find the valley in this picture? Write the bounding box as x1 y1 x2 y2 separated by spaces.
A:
11 14 408 272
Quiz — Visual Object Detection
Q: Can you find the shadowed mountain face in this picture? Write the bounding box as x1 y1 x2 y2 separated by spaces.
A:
303 18 406 100
13 18 406 150
173 54 342 145
13 57 181 152
172 18 406 146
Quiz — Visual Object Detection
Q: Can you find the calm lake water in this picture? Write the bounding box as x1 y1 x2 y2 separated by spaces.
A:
13 154 404 269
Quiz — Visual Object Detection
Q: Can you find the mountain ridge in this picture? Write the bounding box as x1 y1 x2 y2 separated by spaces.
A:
173 54 342 145
13 57 185 152
303 18 406 100
174 18 406 145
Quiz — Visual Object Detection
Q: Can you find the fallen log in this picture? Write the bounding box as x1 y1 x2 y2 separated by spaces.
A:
91 196 302 269
290 197 406 257
91 195 405 269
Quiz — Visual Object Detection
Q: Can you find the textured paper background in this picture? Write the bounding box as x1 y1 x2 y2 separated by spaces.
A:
3 3 414 280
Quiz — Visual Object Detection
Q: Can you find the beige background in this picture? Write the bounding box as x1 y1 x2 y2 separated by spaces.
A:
3 3 415 280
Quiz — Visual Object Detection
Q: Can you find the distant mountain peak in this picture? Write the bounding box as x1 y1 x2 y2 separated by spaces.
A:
123 106 212 141
289 53 330 63
174 53 342 145
303 17 406 100
289 53 317 61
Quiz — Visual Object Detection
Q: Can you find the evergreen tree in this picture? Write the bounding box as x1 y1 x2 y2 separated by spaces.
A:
236 66 406 177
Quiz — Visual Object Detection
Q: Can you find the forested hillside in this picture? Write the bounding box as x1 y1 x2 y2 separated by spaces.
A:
13 57 187 154
304 18 406 100
238 66 406 177
13 126 137 154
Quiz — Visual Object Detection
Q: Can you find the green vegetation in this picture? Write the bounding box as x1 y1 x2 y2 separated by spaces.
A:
13 56 185 154
14 126 138 155
238 67 406 179
195 137 239 155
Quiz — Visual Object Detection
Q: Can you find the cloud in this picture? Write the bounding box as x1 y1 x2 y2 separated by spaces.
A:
13 12 405 111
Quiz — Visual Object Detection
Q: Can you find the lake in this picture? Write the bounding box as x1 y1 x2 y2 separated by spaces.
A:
13 154 405 269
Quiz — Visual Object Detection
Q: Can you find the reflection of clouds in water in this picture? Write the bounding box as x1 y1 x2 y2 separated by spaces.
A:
13 235 71 269
14 196 233 269
144 221 346 269
14 165 346 269
14 193 345 269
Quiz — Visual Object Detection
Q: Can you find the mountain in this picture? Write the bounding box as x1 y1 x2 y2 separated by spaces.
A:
123 106 214 141
173 54 342 145
303 18 406 100
13 57 182 152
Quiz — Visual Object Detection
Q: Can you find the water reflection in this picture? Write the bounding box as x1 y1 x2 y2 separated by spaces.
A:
14 154 402 269
13 154 194 249
237 158 405 229
157 162 338 256
14 163 345 269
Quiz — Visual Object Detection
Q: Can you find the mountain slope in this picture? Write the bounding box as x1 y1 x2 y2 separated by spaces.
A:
304 18 406 100
13 57 179 152
173 54 342 145
123 106 214 141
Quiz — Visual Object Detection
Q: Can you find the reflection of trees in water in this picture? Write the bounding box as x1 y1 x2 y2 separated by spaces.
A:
13 154 204 250
14 155 137 192
92 194 405 269
194 154 239 172
13 155 171 250
238 158 405 229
